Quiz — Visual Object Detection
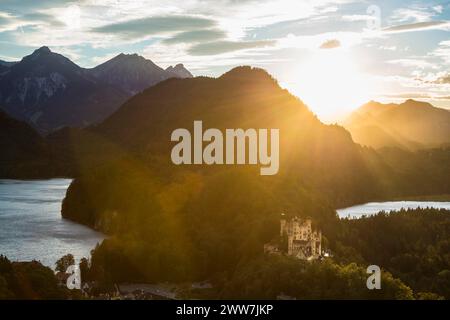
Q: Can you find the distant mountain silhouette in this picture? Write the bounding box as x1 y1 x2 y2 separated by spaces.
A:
165 63 193 78
0 47 192 133
90 54 192 95
343 99 450 150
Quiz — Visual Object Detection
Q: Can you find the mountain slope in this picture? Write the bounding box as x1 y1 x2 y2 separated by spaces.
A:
0 109 44 160
0 63 8 74
343 100 450 150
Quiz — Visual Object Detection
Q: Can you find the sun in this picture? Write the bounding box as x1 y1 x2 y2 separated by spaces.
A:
285 49 372 123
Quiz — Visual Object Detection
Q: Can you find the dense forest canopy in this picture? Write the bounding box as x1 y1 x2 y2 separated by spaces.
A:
329 208 450 299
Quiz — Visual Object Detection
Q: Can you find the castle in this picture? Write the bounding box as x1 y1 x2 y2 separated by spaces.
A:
265 216 322 260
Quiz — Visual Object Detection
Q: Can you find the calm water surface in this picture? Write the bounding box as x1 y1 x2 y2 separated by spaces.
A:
0 179 105 268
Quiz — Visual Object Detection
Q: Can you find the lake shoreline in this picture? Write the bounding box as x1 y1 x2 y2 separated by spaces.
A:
0 179 105 268
336 200 450 219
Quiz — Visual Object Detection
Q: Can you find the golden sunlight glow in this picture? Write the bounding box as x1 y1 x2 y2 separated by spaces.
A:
285 49 373 123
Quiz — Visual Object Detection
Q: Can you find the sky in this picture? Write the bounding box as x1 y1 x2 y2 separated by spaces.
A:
0 0 449 121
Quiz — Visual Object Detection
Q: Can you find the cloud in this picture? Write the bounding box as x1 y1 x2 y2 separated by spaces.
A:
319 39 340 49
0 0 74 12
188 40 275 56
277 32 363 51
389 4 444 24
385 4 449 34
92 15 217 39
0 9 68 33
21 12 65 27
433 74 450 84
395 71 450 99
342 14 376 22
431 40 450 65
387 59 437 70
390 7 435 23
162 29 226 44
383 21 450 33
0 12 18 32
432 5 443 14
378 45 397 51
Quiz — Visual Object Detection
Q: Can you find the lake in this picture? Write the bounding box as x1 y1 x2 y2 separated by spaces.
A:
0 179 105 268
337 201 450 219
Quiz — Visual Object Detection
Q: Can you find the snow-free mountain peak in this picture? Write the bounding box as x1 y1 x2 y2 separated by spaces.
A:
165 63 193 78
90 53 192 95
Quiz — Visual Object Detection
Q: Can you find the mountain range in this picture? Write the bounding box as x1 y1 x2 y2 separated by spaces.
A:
343 99 450 150
0 47 192 133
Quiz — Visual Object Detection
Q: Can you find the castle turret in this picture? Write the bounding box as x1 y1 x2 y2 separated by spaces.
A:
280 213 286 236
